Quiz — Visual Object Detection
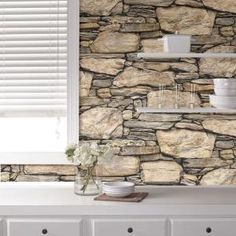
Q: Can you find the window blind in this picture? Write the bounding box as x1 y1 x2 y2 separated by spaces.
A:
0 0 68 117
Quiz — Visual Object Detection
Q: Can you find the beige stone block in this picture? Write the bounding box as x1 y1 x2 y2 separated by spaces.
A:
80 108 123 139
156 129 216 158
156 6 215 35
113 67 175 88
141 161 183 184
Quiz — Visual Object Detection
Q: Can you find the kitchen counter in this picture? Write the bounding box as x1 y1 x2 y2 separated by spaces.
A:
0 182 236 216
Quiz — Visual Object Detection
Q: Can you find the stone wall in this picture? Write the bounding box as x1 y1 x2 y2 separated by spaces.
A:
1 0 236 185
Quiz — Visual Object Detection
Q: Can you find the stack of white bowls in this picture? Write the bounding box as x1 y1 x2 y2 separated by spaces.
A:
102 182 135 198
210 79 236 109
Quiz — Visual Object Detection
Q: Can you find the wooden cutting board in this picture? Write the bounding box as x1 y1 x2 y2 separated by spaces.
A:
94 192 148 202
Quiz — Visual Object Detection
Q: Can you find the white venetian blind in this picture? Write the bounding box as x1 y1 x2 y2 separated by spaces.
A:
0 0 68 117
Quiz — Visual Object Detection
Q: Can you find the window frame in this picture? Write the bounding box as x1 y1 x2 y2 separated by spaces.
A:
0 0 79 165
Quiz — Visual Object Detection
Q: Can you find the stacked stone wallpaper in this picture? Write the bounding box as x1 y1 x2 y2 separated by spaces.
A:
1 0 236 185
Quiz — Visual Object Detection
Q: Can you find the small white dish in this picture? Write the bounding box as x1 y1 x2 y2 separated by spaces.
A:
214 88 236 96
102 182 135 198
210 95 236 109
214 79 236 89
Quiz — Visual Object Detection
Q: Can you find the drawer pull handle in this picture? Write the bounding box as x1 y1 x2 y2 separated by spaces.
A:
42 229 48 235
206 227 212 233
127 227 133 233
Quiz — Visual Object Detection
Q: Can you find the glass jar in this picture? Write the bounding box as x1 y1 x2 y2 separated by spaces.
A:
74 166 101 196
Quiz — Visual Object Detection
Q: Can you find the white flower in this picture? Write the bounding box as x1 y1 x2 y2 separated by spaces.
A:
65 142 114 169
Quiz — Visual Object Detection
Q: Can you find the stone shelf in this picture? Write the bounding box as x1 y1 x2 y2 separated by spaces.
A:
137 53 236 59
136 107 236 114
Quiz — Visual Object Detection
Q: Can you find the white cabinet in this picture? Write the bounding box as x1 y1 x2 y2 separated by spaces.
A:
92 219 166 236
0 219 3 236
171 218 236 236
7 219 82 236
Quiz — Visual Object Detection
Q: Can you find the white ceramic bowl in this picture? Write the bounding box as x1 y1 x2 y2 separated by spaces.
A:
103 182 135 198
214 79 236 89
214 88 236 96
159 35 191 53
210 95 236 109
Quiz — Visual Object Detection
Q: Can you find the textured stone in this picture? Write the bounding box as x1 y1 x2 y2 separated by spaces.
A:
113 67 175 87
120 146 159 155
192 35 227 45
175 0 203 7
202 0 236 14
156 7 215 35
105 139 145 147
121 23 159 32
24 165 75 175
80 97 109 106
91 32 139 53
220 26 234 37
220 150 235 159
95 156 140 176
200 168 236 185
124 120 174 130
181 174 198 186
199 46 236 77
80 23 100 29
139 114 182 122
16 175 59 182
110 87 152 96
93 79 112 88
81 0 122 16
216 18 234 26
170 62 198 73
80 58 125 75
128 132 157 141
97 88 111 98
80 71 93 97
133 62 169 72
156 129 216 158
141 39 163 53
202 119 236 137
183 83 213 92
183 158 231 168
175 122 203 131
216 141 234 149
124 0 174 6
80 108 123 139
147 90 201 108
0 172 10 182
102 16 145 24
142 161 183 184
175 73 199 82
123 110 133 120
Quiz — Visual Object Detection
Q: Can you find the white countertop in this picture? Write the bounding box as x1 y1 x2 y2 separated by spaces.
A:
0 182 236 216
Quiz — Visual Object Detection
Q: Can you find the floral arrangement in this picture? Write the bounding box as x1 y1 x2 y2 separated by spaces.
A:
65 142 113 193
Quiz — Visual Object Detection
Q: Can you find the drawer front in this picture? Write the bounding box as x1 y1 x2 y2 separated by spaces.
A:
93 219 166 236
7 219 81 236
171 218 236 236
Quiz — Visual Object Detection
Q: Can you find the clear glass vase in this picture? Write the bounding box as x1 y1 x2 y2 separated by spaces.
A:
74 166 101 196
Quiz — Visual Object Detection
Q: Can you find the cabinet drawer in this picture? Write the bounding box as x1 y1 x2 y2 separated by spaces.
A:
92 219 166 236
7 219 81 236
171 218 236 236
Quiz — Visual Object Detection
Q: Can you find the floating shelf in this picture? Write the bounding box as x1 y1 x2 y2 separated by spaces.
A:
137 53 236 59
136 107 236 114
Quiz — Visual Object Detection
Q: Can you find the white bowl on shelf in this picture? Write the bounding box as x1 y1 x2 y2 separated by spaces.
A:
214 88 236 96
159 35 191 53
102 182 135 198
210 95 236 109
214 79 236 89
